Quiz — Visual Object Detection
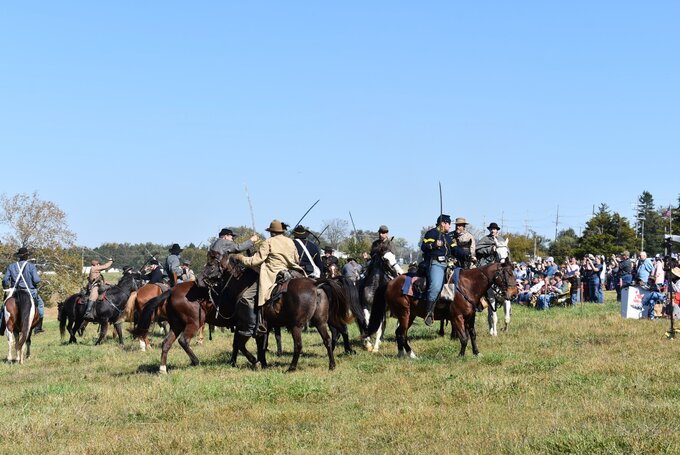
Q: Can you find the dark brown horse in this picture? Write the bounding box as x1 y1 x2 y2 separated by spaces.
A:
1 289 40 363
130 283 170 351
366 261 518 358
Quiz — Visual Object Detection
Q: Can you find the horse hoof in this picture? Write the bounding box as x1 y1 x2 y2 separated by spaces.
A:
159 365 167 374
251 361 261 371
408 351 417 359
197 340 203 345
286 367 297 373
397 351 405 358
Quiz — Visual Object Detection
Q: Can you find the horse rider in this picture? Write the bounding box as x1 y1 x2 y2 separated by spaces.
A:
321 246 339 278
342 257 362 283
292 225 323 278
142 259 164 284
233 219 304 335
83 257 114 321
2 247 47 334
421 214 456 326
369 225 403 276
180 260 196 282
475 222 506 311
451 217 476 269
200 228 258 285
165 243 183 287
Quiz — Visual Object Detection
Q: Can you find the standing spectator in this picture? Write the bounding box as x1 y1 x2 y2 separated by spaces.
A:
544 257 558 277
565 257 580 304
636 251 654 287
650 255 665 291
590 255 604 303
618 250 633 289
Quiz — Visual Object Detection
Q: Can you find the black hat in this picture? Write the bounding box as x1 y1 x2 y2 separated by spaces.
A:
15 247 29 258
324 246 334 253
219 228 235 237
487 222 501 231
292 225 308 238
169 243 183 254
122 266 133 274
436 214 451 225
149 258 159 265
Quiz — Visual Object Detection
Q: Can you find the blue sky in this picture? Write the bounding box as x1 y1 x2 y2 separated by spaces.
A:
1 2 678 248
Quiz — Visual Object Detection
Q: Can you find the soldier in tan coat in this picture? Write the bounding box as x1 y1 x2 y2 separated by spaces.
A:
233 219 304 334
84 258 113 320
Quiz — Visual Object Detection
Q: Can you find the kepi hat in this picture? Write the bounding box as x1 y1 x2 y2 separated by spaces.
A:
437 214 452 225
378 225 389 233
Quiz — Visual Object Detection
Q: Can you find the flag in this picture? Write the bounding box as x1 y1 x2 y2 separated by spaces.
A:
664 206 671 219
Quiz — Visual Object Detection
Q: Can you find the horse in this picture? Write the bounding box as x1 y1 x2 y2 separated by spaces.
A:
1 289 40 363
366 260 518 358
328 276 366 355
357 254 398 352
486 241 512 336
58 292 88 342
130 283 170 351
69 273 139 345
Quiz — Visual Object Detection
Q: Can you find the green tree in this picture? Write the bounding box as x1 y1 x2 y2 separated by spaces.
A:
577 204 637 258
636 191 665 254
548 228 579 263
506 232 546 262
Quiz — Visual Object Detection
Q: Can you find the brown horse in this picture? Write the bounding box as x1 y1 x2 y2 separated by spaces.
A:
366 261 518 358
131 283 170 351
1 289 40 363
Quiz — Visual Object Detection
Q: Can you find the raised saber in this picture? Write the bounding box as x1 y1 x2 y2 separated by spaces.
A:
245 184 256 234
293 199 320 230
349 211 358 240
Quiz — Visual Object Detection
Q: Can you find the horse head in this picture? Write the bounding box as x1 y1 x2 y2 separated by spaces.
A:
490 261 519 301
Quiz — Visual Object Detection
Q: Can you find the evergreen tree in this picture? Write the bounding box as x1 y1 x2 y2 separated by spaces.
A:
577 204 637 258
548 228 579 263
636 191 665 254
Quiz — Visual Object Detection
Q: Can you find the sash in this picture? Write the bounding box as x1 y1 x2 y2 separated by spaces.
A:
295 239 320 278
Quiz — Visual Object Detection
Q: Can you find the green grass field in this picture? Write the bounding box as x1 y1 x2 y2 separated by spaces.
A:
1 292 679 454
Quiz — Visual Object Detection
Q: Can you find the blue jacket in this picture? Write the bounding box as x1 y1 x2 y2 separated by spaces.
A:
294 238 323 276
142 267 164 284
421 227 455 261
3 261 41 290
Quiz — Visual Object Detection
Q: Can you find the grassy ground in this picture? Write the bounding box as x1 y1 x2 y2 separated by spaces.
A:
1 291 679 454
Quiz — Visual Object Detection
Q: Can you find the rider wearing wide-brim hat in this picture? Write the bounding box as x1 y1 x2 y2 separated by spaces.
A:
451 217 476 269
83 256 114 321
476 222 505 267
2 247 47 334
233 219 304 335
165 244 184 287
292 225 323 279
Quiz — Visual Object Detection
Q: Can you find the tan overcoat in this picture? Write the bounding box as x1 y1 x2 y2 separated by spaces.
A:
239 234 304 306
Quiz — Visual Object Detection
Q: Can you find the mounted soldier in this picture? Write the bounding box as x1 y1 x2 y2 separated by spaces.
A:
369 225 403 277
83 257 114 321
2 247 46 334
233 219 304 335
421 214 456 326
451 217 476 269
292 225 322 278
321 246 339 278
141 259 164 284
476 222 510 325
199 228 258 286
165 244 184 287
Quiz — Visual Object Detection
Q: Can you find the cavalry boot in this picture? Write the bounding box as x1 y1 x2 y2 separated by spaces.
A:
255 307 267 336
34 317 44 334
424 300 436 327
83 299 96 321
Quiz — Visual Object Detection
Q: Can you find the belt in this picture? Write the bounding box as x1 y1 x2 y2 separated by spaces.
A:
430 256 447 263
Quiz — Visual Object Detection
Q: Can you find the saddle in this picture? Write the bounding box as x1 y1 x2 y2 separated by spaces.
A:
266 269 305 307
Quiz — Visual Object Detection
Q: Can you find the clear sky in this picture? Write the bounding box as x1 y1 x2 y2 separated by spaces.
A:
1 2 678 248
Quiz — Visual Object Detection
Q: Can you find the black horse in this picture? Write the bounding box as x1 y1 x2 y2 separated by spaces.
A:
58 292 88 342
357 256 397 352
70 273 139 345
329 276 367 354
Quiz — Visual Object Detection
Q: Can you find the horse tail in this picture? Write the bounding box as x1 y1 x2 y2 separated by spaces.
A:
16 290 34 346
318 279 353 328
366 283 387 335
58 298 68 339
337 276 367 334
129 289 171 338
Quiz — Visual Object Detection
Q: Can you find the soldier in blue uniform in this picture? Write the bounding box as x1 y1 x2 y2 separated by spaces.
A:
420 214 456 326
2 247 46 334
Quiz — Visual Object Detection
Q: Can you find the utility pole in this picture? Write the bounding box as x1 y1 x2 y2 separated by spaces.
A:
501 211 504 232
554 205 560 240
641 219 645 252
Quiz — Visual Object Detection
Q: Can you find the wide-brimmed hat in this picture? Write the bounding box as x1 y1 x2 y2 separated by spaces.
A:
292 225 308 238
454 217 468 225
149 258 159 265
15 247 29 257
324 246 334 253
671 267 680 279
437 214 451 225
378 225 389 233
265 219 286 234
122 266 133 274
219 228 235 237
168 243 183 254
487 222 500 231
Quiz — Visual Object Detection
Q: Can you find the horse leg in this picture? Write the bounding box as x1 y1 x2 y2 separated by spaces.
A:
6 331 15 362
453 315 468 356
488 306 498 337
139 336 148 352
256 333 268 368
503 299 511 332
362 308 374 351
197 323 204 345
315 323 336 371
288 326 304 372
209 323 214 341
177 324 200 367
274 326 282 356
468 316 480 356
340 324 355 355
402 315 417 359
372 317 385 353
395 322 405 358
114 322 124 345
438 317 446 337
95 321 109 345
229 333 242 367
329 325 339 351
239 335 260 369
159 328 179 374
